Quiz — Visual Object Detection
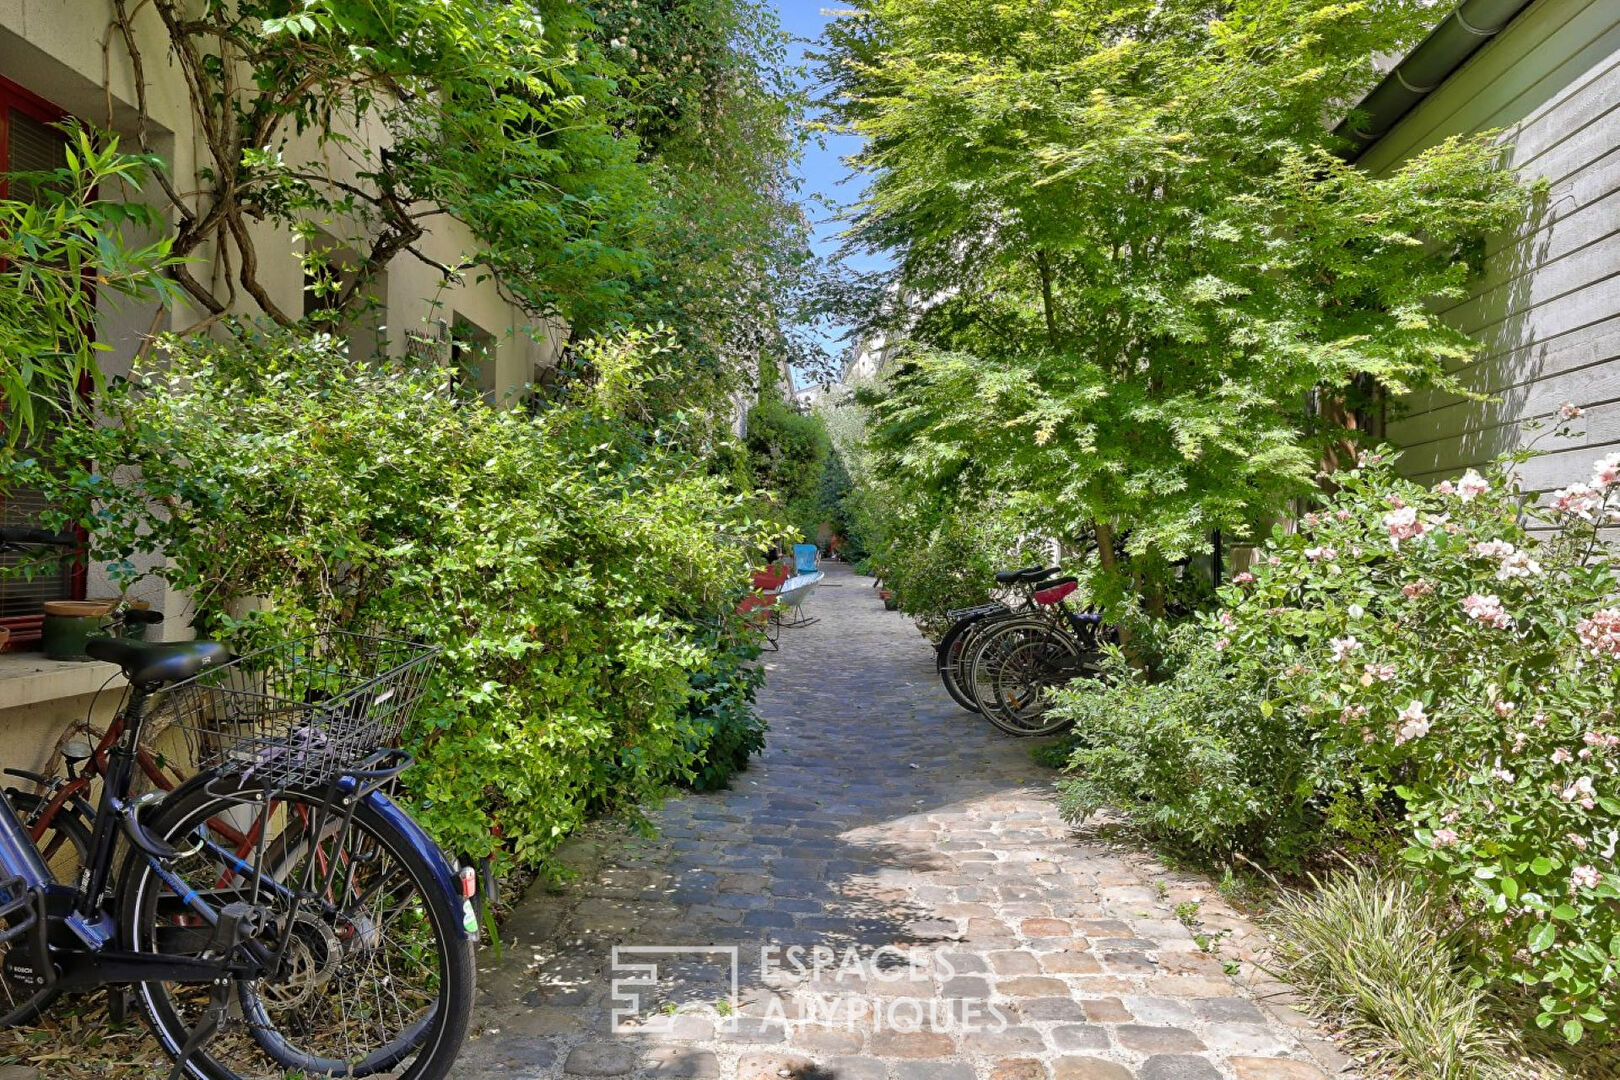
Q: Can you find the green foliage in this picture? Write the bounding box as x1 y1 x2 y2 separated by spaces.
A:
586 0 827 391
11 327 775 866
1268 865 1564 1080
821 0 1529 600
1054 446 1620 1041
0 124 180 444
746 396 830 540
680 636 768 792
112 0 650 329
872 499 1027 640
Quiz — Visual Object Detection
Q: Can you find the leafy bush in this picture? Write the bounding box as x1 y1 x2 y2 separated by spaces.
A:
871 500 1027 640
14 327 775 866
1267 865 1564 1080
746 395 830 540
1055 446 1620 1041
679 636 768 792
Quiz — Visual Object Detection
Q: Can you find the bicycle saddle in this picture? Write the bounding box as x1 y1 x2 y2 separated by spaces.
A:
85 637 230 689
994 565 1060 585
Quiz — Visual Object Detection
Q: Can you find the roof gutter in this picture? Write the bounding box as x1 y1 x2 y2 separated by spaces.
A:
1334 0 1539 160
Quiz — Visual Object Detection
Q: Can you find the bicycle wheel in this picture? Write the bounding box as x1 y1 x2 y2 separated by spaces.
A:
967 619 1082 737
935 610 998 713
119 775 474 1080
0 790 88 1027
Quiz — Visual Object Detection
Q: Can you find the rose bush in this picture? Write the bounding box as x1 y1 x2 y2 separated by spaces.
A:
1055 442 1620 1042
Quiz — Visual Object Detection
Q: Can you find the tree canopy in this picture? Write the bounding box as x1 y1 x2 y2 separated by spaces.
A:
820 0 1529 602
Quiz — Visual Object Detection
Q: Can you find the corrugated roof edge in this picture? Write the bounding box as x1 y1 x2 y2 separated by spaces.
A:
1334 0 1539 160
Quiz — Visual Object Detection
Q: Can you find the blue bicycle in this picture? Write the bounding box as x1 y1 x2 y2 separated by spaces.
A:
0 611 476 1079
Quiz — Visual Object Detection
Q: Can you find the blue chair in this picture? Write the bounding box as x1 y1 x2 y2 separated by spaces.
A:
792 544 821 575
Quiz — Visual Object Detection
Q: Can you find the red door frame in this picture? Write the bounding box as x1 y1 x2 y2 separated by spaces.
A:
0 74 90 648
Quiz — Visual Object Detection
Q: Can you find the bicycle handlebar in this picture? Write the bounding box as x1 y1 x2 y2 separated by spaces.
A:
0 526 76 547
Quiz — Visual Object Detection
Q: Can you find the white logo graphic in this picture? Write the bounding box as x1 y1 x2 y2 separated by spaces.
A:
610 946 740 1034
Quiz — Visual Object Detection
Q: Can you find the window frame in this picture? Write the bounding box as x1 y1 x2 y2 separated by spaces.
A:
0 75 90 649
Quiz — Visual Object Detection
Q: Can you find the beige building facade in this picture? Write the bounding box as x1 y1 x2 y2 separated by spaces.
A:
0 2 566 770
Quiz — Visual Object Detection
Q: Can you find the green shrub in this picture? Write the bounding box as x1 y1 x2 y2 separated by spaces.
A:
14 326 776 866
1267 864 1563 1080
872 501 1026 640
1054 445 1620 1041
680 635 768 792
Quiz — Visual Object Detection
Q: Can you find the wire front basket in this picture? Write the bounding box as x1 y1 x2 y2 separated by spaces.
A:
153 631 440 792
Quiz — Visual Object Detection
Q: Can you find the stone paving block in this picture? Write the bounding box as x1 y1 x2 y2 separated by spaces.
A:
867 1029 957 1057
789 1025 865 1054
1013 996 1088 1022
1138 1056 1224 1080
961 1024 1048 1056
1051 1058 1135 1080
563 1041 639 1076
988 950 1042 975
735 1051 819 1080
1115 1025 1206 1053
1050 1023 1110 1051
824 1057 889 1080
1191 996 1266 1024
1080 997 1133 1023
991 1059 1051 1080
995 975 1070 998
1228 1056 1331 1080
646 1046 722 1077
891 1062 976 1080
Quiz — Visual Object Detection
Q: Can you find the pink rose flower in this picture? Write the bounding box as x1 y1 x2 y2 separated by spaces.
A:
1432 828 1459 847
1552 483 1601 521
1330 636 1360 663
1457 470 1489 502
1232 571 1255 585
1552 748 1573 765
1395 700 1431 745
1383 506 1426 544
1559 402 1585 421
1494 700 1515 718
1570 865 1602 892
1462 594 1513 629
1362 662 1396 683
1576 609 1620 658
1595 452 1620 488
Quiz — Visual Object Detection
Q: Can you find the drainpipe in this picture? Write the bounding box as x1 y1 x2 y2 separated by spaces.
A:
1334 0 1538 160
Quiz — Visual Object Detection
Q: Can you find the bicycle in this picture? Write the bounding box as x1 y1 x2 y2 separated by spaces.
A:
0 597 476 1078
964 577 1111 736
933 565 1063 713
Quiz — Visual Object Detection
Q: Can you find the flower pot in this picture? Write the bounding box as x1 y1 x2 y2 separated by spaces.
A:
41 599 116 661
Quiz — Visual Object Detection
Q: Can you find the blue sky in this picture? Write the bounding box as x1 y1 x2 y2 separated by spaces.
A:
770 0 888 378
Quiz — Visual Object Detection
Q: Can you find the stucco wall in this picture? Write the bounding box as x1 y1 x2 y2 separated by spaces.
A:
1359 0 1620 510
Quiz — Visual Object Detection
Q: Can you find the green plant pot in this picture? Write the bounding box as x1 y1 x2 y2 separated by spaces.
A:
42 614 108 661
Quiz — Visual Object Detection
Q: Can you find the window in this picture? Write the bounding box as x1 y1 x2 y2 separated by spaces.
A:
0 76 87 648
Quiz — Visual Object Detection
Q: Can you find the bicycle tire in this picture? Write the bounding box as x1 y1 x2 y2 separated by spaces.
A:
966 618 1082 737
0 790 89 1027
119 774 475 1080
935 610 998 713
950 608 1021 712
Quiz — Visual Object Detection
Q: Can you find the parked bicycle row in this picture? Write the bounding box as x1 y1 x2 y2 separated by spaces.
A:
931 565 1116 736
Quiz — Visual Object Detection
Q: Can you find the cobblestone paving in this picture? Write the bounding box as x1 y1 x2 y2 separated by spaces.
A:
460 564 1350 1080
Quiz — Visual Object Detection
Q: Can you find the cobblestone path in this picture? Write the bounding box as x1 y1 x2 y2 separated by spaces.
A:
460 563 1348 1080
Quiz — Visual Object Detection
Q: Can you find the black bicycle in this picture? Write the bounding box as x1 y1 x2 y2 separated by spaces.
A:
934 566 1063 713
0 549 476 1078
965 577 1112 736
